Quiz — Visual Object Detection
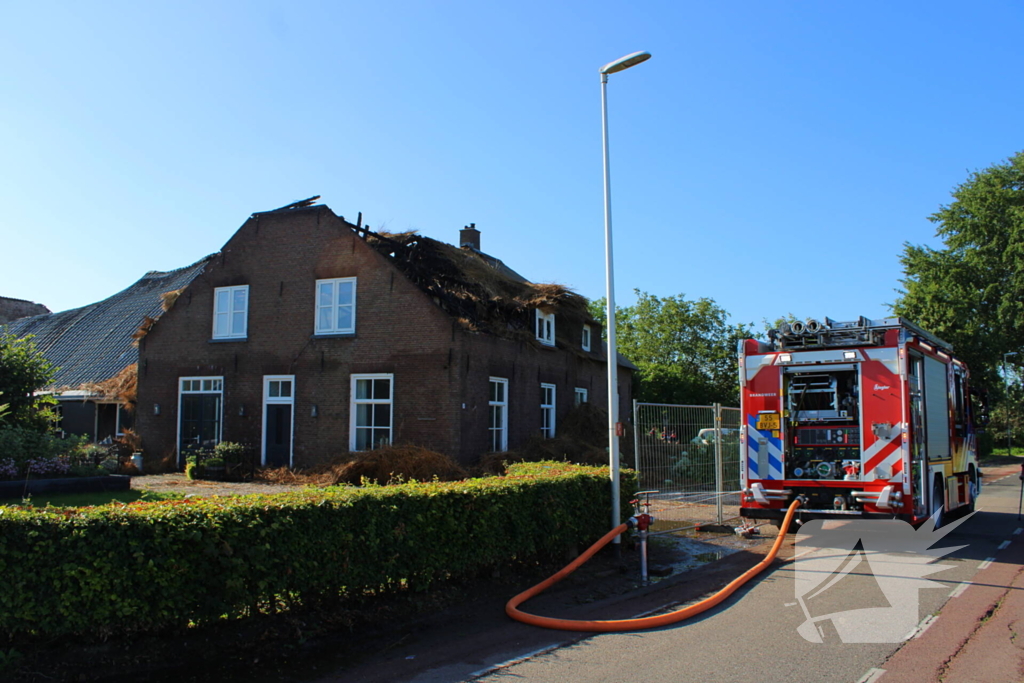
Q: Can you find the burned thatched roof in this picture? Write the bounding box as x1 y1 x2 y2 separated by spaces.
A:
360 228 594 344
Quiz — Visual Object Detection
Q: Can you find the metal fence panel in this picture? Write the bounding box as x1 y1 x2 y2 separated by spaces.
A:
632 402 743 533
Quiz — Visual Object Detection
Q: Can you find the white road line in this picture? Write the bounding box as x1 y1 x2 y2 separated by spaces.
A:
977 557 996 570
855 668 886 683
903 615 934 641
916 614 938 638
1014 527 1023 536
791 547 818 561
998 540 1011 551
949 581 971 598
468 643 563 679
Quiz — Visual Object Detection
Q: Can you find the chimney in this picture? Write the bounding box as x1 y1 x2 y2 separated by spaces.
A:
460 223 480 251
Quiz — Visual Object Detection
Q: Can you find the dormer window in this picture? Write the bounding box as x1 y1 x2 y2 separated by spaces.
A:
582 324 592 352
535 309 555 346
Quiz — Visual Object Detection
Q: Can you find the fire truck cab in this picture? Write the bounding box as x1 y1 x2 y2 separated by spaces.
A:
739 317 983 526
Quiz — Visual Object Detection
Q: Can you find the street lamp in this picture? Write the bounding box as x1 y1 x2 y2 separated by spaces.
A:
1005 352 1018 455
600 50 651 548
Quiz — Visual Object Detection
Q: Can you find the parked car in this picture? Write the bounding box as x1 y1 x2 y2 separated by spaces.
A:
692 428 740 446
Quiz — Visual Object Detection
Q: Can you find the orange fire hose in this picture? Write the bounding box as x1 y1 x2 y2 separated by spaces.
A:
506 498 801 632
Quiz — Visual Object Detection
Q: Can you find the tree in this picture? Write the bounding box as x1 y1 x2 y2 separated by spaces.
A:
892 150 1024 394
590 291 754 406
0 332 58 431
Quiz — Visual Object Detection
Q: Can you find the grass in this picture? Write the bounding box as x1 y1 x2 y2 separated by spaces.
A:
0 489 183 508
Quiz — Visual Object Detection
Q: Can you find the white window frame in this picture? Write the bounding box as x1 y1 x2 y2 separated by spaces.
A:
262 375 295 467
582 324 592 352
489 377 509 452
212 285 248 339
535 309 555 346
315 277 357 335
541 383 556 438
574 387 588 406
176 376 224 462
349 373 394 451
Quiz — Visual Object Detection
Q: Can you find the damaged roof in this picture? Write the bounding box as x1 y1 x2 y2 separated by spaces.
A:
3 256 213 390
360 227 593 340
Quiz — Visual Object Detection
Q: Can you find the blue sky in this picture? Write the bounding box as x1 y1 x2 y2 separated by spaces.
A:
2 1 1022 331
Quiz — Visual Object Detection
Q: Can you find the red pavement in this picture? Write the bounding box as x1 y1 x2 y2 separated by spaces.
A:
880 463 1024 683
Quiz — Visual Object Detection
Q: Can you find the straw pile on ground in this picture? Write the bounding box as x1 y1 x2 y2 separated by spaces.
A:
256 445 468 486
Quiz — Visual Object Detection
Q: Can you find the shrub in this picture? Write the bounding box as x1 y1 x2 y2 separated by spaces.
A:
0 462 636 640
184 461 202 480
213 441 245 466
0 428 90 480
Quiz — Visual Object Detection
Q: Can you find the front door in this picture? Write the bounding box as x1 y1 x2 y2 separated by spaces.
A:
263 376 294 467
178 377 225 466
179 395 221 457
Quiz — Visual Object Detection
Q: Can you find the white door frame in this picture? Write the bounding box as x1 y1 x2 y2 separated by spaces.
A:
262 375 296 466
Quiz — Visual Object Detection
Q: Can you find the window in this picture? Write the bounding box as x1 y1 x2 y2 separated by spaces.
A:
582 325 592 352
350 374 393 451
213 286 248 339
316 277 357 335
574 387 588 406
489 377 509 451
535 309 555 346
540 383 556 438
178 377 224 463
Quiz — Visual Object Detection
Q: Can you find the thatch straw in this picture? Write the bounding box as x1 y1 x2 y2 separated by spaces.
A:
83 363 138 412
363 229 594 346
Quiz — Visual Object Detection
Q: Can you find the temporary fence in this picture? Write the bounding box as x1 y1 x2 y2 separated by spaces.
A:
632 402 742 534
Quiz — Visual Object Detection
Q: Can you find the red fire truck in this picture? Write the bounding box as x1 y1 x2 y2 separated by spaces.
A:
739 317 986 526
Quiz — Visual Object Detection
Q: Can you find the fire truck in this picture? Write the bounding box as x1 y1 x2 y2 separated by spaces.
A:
739 317 985 526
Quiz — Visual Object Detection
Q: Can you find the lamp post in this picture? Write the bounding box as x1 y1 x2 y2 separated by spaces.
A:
1005 352 1018 455
600 50 651 549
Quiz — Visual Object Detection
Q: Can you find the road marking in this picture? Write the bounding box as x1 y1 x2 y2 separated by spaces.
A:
1014 527 1023 536
977 557 996 570
916 614 938 638
998 540 1011 551
949 581 971 598
855 668 886 683
468 643 562 679
791 547 817 561
903 615 938 641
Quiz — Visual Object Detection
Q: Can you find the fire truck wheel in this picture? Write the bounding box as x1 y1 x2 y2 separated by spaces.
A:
931 478 945 528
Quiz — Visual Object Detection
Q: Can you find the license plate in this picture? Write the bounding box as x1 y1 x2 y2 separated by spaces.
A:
757 413 780 431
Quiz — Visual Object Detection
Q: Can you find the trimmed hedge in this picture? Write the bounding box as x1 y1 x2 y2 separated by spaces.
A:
0 462 636 640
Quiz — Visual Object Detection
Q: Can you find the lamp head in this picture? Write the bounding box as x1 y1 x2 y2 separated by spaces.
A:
600 51 651 75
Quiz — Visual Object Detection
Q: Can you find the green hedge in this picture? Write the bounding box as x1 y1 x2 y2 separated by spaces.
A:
0 462 636 640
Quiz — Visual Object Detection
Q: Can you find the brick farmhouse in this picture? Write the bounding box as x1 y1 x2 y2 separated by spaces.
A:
135 200 633 468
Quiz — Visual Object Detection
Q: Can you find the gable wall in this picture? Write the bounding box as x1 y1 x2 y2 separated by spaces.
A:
136 207 462 466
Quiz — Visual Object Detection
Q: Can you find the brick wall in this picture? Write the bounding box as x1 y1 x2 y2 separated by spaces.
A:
136 205 632 468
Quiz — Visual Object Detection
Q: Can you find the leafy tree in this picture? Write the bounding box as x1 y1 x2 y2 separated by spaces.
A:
893 151 1024 394
0 332 58 431
590 291 754 405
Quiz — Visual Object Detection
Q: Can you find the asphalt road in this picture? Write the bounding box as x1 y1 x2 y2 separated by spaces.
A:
471 465 1024 683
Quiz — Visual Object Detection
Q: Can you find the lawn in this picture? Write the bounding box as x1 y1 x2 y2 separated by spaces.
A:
0 489 183 508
